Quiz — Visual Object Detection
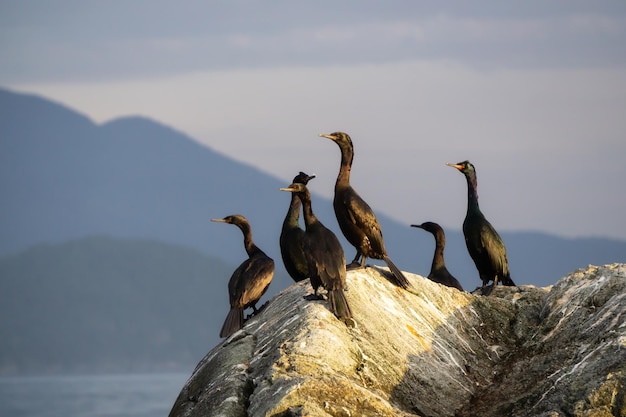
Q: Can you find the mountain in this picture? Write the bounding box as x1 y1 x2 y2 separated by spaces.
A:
1 87 624 292
0 87 286 262
0 236 237 375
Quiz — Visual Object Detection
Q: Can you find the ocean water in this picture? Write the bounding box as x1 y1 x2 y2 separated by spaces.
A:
0 372 189 417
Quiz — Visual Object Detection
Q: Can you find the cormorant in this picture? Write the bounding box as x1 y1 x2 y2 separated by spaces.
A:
279 171 316 282
411 221 464 291
320 131 410 289
211 214 274 337
446 161 516 295
280 182 353 320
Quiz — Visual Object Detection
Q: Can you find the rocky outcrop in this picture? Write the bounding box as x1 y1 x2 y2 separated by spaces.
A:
168 264 626 417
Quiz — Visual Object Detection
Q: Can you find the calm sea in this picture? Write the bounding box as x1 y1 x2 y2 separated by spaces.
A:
0 372 189 417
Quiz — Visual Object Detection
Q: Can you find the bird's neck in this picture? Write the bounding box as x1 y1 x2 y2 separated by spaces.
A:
238 223 261 257
283 195 301 228
335 146 354 189
431 233 446 272
299 194 318 228
465 173 480 215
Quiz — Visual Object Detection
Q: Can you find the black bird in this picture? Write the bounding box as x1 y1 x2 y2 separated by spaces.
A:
447 161 515 295
411 222 464 291
211 214 274 337
279 171 316 282
320 131 410 289
280 182 353 320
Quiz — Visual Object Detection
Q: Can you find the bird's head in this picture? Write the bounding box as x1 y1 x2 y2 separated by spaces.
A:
319 131 353 148
279 182 308 195
292 171 316 185
446 160 475 176
411 221 443 234
211 214 248 226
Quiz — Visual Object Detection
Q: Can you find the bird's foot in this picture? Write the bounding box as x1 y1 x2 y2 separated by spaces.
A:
346 261 364 271
304 293 326 301
342 317 357 328
481 284 495 296
246 301 270 319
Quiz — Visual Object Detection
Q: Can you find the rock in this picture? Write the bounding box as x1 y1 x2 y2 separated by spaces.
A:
168 264 626 417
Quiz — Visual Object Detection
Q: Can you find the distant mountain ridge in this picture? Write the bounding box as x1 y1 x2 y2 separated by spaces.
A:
0 236 236 374
1 86 624 293
0 87 282 260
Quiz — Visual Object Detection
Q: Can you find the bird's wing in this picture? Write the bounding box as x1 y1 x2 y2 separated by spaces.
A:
464 220 490 282
304 227 346 290
479 221 509 278
342 189 385 252
280 228 308 278
229 255 274 307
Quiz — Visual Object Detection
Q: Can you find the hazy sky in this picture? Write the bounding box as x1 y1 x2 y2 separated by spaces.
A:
2 1 626 240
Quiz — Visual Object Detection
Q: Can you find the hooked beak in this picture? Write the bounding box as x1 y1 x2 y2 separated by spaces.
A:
319 133 337 141
211 218 227 223
446 162 463 170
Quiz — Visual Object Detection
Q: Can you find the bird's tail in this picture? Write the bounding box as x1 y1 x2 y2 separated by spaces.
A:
328 289 353 320
383 256 411 289
501 274 516 287
219 307 244 338
447 277 465 292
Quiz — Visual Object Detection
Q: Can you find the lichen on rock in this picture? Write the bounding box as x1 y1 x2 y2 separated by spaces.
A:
168 263 626 417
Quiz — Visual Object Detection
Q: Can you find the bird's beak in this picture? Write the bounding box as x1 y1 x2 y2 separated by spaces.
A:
308 174 316 181
410 224 422 229
319 133 337 141
446 163 463 170
279 187 295 192
211 218 227 223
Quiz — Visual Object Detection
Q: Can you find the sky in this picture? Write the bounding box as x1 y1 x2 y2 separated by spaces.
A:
1 1 626 240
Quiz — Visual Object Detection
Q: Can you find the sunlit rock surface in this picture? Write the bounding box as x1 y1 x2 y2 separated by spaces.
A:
168 264 626 417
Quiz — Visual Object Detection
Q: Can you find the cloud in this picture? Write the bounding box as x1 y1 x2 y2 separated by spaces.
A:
2 2 625 84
